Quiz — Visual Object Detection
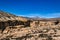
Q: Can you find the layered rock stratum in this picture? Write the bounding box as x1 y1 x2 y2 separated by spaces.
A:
0 11 60 40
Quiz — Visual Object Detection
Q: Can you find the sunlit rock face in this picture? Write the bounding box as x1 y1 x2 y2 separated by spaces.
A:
0 11 60 40
0 11 30 31
30 20 60 27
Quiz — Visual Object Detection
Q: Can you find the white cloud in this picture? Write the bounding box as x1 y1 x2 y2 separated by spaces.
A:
46 13 60 18
18 13 46 18
18 13 60 18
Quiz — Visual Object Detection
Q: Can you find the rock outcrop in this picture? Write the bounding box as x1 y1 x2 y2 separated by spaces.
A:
0 11 60 40
0 11 31 31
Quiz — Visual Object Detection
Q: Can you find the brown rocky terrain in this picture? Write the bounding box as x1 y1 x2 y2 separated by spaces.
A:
0 11 60 40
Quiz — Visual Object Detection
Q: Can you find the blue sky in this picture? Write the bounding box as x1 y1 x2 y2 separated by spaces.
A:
0 0 60 18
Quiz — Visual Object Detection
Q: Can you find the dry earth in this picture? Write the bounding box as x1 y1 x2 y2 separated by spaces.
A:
0 25 60 40
0 11 60 40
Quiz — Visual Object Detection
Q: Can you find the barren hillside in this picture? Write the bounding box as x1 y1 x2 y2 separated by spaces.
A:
0 11 60 40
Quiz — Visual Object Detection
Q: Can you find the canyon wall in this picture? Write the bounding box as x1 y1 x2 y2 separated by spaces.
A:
30 20 60 27
0 17 60 31
0 11 60 40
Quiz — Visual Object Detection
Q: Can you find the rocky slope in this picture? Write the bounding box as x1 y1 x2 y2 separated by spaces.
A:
0 11 30 31
0 11 60 40
0 25 60 40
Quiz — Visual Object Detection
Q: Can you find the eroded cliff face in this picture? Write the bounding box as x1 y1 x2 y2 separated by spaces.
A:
0 11 31 32
0 19 31 32
30 20 60 27
0 18 60 40
0 11 60 40
0 23 60 40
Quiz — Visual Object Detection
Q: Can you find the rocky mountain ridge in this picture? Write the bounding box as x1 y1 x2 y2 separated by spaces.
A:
0 11 60 40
